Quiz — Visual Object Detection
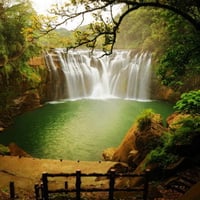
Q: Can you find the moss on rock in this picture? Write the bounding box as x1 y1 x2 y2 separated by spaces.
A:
0 144 10 155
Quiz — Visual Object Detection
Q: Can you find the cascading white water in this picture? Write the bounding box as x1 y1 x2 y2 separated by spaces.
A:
44 49 152 100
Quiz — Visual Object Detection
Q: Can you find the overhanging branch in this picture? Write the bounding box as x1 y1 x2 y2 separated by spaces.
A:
115 1 200 31
39 0 200 56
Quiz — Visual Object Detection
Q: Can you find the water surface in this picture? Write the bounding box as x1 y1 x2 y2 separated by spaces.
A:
0 99 173 161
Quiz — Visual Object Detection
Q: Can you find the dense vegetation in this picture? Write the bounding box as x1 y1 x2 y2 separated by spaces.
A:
174 90 200 114
115 7 200 93
0 1 41 65
146 113 200 167
0 0 43 111
145 89 200 168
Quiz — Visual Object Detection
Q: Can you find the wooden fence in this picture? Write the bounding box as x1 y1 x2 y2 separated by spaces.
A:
34 169 150 200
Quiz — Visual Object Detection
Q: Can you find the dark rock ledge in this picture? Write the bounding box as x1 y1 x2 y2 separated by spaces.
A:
0 89 42 132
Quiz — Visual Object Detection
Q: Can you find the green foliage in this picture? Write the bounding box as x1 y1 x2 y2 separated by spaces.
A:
0 0 41 65
147 131 179 167
172 116 200 144
38 28 73 49
146 115 200 167
19 63 41 85
136 109 154 131
147 147 178 167
115 7 200 92
0 1 44 110
174 90 200 114
0 144 10 155
3 64 13 76
156 12 200 90
116 8 156 50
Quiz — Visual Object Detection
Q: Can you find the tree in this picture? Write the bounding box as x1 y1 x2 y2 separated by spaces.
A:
43 0 200 55
0 0 41 67
155 9 200 91
0 0 44 110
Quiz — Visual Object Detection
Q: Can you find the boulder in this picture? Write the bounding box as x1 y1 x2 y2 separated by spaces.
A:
12 90 41 114
112 125 137 163
8 143 31 157
111 113 167 167
166 112 190 129
0 90 42 131
102 147 116 161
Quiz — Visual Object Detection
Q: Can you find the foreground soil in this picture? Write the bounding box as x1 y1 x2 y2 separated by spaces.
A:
1 155 200 200
0 155 118 199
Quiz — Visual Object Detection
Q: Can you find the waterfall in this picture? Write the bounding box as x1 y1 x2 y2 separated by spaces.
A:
44 49 152 101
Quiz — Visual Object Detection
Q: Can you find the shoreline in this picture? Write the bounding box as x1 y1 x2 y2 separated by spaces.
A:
0 155 117 199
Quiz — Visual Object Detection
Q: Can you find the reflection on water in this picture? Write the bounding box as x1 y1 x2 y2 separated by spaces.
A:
0 99 173 161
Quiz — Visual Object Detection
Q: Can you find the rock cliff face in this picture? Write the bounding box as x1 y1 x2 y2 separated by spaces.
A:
0 57 46 131
0 90 41 132
103 113 167 167
103 112 199 168
11 90 41 113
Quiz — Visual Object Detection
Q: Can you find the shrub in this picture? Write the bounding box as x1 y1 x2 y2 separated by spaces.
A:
0 144 10 155
136 109 154 131
172 115 200 145
174 90 200 114
146 147 178 167
146 115 200 167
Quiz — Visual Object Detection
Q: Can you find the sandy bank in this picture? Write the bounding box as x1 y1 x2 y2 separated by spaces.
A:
0 155 117 199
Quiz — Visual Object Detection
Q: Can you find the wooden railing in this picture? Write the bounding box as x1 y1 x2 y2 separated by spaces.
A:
34 169 150 200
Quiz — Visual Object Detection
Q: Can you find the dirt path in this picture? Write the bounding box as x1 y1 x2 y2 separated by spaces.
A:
0 155 117 199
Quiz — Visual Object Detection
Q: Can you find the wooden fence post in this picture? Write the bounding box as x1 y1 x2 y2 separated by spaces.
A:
65 181 68 194
109 169 115 200
143 169 150 200
76 169 81 200
9 181 15 199
42 173 49 200
34 184 40 200
40 183 44 200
